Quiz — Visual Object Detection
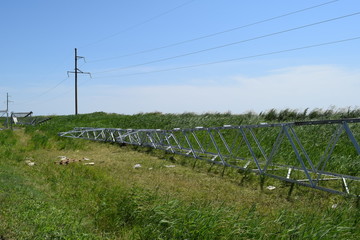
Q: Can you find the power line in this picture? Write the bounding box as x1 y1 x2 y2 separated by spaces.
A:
93 11 360 74
67 48 91 115
89 0 340 63
14 53 88 109
19 1 341 106
17 36 359 112
17 59 93 112
22 0 343 104
13 77 71 109
13 49 75 106
17 86 75 113
37 78 69 98
8 1 192 108
32 59 87 100
81 0 196 49
91 36 360 79
14 50 80 107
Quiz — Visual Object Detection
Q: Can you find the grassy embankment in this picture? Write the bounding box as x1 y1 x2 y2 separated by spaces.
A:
0 110 359 239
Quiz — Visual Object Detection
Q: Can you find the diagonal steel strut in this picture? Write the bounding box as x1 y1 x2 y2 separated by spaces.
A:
59 119 360 196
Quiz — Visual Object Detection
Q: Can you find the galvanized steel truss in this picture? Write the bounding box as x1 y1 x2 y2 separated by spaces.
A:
59 119 360 196
10 111 51 126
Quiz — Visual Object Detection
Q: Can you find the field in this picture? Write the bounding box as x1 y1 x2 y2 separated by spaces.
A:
0 110 359 239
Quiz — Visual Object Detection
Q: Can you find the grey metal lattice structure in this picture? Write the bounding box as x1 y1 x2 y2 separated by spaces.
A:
10 111 51 127
59 119 360 196
11 112 34 125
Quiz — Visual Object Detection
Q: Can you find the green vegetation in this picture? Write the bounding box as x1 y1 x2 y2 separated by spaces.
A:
0 110 359 239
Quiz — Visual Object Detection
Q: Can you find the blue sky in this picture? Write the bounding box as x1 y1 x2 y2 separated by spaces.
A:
1 0 359 115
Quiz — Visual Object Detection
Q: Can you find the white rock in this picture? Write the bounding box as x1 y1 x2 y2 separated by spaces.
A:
165 165 176 168
27 162 35 166
266 186 276 190
133 164 142 169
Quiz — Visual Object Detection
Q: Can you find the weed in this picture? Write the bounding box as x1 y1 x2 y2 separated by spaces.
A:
1 110 359 239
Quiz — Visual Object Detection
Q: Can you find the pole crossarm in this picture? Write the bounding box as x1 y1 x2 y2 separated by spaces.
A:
67 48 91 115
59 119 360 196
67 69 92 78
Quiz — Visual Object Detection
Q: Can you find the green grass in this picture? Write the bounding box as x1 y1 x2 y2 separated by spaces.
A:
1 111 360 239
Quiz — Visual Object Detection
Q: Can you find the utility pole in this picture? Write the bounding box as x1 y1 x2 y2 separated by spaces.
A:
67 48 91 115
0 93 12 128
6 93 9 127
0 93 13 128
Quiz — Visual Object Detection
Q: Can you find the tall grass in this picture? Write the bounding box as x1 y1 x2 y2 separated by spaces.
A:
1 109 359 239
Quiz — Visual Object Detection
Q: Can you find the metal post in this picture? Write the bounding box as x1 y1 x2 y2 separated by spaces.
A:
75 48 78 115
6 93 9 127
67 48 91 116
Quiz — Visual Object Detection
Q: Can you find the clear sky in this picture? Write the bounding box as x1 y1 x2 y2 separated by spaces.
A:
1 0 359 115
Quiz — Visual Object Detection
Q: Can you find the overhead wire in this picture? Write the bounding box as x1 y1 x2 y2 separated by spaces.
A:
18 1 196 108
36 78 70 98
91 36 360 79
80 0 196 49
20 1 356 111
89 0 340 63
20 1 341 103
14 77 71 108
17 49 94 108
24 47 359 114
92 11 360 74
18 60 93 109
13 49 75 106
29 36 357 112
